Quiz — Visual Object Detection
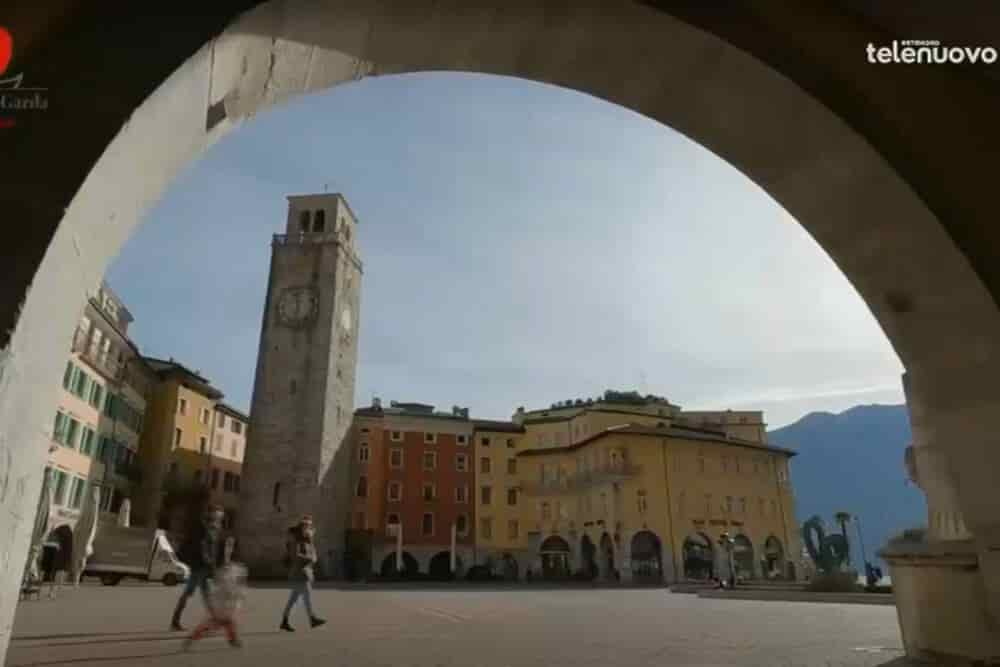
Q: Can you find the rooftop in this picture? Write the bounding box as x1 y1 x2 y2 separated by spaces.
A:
518 389 679 417
286 192 361 225
355 400 471 421
520 405 676 426
516 422 795 458
144 356 224 400
216 402 249 423
472 419 526 434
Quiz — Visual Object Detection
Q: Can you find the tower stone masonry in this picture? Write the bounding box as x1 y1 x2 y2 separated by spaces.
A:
237 193 362 577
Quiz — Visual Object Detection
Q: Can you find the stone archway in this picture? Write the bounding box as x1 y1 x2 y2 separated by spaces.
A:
732 534 755 581
539 536 571 581
629 531 663 584
428 551 463 580
2 2 1000 661
763 536 785 580
43 525 73 582
682 533 714 581
379 551 419 579
499 553 520 582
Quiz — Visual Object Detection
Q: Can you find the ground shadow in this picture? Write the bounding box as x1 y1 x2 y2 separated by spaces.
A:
875 658 969 667
250 581 667 593
8 646 233 667
11 630 281 647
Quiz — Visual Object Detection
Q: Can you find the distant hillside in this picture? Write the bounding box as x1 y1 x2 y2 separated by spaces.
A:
768 404 926 566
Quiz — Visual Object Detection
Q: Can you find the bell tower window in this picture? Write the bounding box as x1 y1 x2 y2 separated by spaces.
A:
299 210 311 232
314 209 325 233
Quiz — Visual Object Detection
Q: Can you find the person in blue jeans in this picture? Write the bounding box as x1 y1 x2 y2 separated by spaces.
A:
171 506 224 631
280 515 327 632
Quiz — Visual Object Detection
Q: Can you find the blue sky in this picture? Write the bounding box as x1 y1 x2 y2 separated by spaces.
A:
107 72 904 428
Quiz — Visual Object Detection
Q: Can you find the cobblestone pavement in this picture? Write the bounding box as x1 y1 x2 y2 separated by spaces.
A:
8 584 906 667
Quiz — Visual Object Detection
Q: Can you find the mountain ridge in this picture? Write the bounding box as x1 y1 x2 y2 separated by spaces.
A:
769 403 925 566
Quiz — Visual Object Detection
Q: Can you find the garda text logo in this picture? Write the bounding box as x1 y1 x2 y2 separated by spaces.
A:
0 26 50 128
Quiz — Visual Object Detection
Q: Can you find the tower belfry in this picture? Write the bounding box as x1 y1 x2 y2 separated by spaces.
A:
238 193 362 576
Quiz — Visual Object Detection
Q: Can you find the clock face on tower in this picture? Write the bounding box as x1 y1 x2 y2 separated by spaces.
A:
276 287 318 327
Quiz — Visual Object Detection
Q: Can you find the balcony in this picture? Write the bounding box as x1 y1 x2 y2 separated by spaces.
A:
571 461 642 488
72 329 122 379
520 462 642 496
273 231 340 246
519 479 571 497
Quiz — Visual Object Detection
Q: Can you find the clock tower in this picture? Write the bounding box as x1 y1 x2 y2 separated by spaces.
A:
237 193 362 577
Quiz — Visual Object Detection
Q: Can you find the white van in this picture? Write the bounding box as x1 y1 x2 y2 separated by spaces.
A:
86 525 190 586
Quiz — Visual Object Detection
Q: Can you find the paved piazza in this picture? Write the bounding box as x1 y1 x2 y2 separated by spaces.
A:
8 585 906 667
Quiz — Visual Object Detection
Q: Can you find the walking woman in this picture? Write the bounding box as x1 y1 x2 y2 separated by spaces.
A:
280 515 327 631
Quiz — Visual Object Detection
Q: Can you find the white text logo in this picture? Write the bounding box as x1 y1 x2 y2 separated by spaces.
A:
866 40 997 65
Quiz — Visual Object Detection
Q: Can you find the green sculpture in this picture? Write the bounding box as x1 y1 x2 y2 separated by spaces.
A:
802 515 850 574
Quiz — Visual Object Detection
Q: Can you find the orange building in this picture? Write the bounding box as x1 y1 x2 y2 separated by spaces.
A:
347 400 475 578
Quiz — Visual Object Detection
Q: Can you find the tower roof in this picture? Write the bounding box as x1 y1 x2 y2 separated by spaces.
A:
286 192 361 224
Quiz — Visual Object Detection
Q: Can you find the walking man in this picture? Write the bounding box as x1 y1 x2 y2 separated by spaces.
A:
171 505 224 631
280 515 327 631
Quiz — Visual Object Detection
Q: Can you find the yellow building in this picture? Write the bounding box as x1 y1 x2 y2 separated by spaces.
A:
45 283 153 545
473 420 528 576
474 391 800 584
134 358 247 534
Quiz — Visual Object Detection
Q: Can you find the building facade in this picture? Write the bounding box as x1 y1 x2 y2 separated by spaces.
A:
346 401 476 578
343 390 800 584
238 193 363 577
472 420 528 579
45 284 152 532
134 358 246 536
207 403 249 525
40 283 154 578
515 423 798 584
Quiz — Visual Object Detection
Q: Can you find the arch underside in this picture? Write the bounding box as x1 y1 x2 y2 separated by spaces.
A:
2 0 1000 659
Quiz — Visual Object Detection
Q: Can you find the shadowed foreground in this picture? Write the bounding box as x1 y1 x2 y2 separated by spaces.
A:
9 584 905 666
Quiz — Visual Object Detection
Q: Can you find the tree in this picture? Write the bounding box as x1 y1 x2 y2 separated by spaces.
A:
834 511 853 565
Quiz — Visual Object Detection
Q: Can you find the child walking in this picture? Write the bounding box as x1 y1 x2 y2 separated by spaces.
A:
183 562 247 650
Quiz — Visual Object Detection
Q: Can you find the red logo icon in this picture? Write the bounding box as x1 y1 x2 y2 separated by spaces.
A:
0 27 12 76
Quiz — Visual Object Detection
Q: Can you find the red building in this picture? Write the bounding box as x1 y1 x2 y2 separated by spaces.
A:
347 400 475 579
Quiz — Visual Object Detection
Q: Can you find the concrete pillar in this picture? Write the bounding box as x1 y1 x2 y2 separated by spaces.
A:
902 373 970 542
569 530 580 574
526 533 542 579
619 533 632 584
881 371 1000 662
660 541 677 584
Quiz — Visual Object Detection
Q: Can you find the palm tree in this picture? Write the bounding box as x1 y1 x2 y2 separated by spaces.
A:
834 511 853 566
